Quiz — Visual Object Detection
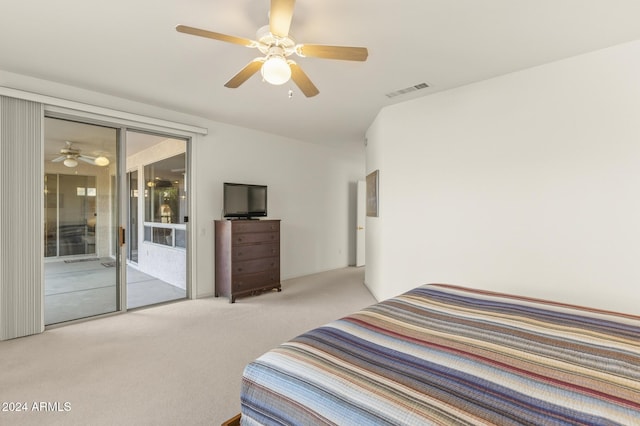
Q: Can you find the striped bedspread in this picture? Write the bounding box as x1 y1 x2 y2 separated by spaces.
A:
240 284 640 425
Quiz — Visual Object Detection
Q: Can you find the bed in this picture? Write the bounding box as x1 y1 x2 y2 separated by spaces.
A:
239 284 640 425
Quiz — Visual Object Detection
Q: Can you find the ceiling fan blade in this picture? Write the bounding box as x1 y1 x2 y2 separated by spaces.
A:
224 59 265 88
289 62 319 97
296 44 368 61
52 155 66 163
78 155 97 165
176 25 256 47
270 0 296 38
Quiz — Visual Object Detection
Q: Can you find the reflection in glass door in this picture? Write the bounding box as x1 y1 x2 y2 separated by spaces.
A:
43 117 119 325
45 174 97 257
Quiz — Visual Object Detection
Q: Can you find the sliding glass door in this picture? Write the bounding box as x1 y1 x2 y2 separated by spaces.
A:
43 117 191 324
43 117 120 325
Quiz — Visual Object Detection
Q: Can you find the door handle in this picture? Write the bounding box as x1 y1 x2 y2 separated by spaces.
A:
119 226 126 246
357 226 364 230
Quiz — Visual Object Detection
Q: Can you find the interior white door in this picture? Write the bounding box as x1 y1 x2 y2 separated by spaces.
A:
356 180 366 267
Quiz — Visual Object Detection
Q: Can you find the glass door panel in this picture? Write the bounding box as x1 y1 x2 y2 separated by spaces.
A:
44 117 119 325
126 130 187 309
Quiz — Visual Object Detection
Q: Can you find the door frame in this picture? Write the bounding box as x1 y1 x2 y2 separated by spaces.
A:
356 180 366 267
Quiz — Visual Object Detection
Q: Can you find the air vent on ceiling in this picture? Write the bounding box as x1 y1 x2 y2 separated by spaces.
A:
385 82 430 98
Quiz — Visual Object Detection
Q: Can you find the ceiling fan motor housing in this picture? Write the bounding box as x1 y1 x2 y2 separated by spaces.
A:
256 25 295 56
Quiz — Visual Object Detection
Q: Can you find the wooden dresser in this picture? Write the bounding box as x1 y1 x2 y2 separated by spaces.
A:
214 219 281 303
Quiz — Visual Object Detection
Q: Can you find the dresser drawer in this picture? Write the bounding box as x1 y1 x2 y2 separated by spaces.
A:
232 271 280 292
232 257 279 275
232 243 279 261
233 231 278 245
232 220 280 234
215 219 281 303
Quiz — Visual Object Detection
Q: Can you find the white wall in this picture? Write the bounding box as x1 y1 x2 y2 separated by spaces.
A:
365 40 640 315
193 122 364 297
1 70 365 301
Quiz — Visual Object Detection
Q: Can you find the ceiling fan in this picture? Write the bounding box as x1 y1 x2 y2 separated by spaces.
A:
176 0 368 97
52 141 110 168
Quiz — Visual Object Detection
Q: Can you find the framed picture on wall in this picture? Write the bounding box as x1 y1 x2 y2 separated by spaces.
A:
366 170 379 217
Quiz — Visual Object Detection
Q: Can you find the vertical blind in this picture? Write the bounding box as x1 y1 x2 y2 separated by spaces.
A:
0 96 44 340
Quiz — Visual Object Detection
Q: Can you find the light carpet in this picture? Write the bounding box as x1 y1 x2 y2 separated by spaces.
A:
0 267 375 425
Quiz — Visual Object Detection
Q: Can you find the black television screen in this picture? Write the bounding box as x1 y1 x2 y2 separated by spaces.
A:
223 182 267 218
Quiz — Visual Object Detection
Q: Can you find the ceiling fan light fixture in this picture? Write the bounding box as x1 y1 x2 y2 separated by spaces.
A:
94 155 110 166
261 55 291 85
63 158 78 168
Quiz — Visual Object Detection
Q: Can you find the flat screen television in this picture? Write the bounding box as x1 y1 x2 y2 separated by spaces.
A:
223 182 268 219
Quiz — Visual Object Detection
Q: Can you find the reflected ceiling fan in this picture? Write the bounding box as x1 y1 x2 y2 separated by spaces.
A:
52 141 110 168
176 0 368 97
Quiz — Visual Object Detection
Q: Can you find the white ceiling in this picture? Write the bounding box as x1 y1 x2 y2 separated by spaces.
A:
3 1 640 149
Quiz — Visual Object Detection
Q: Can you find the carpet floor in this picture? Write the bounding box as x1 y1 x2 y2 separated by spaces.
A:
0 267 375 425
